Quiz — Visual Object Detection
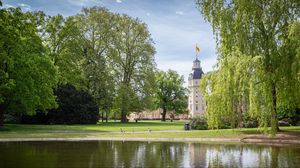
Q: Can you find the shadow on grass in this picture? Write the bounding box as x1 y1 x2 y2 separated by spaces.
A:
0 127 11 131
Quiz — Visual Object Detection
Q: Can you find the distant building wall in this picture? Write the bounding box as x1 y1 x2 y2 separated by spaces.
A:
129 109 188 120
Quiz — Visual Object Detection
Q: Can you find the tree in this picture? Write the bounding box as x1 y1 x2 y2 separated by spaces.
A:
47 84 99 124
75 7 116 122
109 14 156 122
196 0 300 134
155 70 188 121
39 13 85 88
0 7 58 127
200 51 252 129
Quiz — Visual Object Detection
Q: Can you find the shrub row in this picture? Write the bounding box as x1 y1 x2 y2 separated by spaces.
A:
21 84 99 124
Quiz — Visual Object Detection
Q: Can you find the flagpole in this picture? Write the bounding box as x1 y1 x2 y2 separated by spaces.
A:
195 44 199 60
195 43 198 60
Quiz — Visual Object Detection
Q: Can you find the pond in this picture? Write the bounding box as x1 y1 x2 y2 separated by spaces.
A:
0 141 299 168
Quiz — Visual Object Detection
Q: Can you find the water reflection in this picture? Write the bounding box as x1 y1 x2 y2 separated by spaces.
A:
0 141 299 168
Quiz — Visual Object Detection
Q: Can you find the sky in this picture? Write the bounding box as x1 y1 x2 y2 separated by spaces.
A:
3 0 217 86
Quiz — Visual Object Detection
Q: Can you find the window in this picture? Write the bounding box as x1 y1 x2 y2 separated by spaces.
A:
196 105 198 111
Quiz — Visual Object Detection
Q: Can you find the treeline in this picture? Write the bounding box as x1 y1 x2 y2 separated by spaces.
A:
196 0 300 133
0 5 155 125
0 4 188 125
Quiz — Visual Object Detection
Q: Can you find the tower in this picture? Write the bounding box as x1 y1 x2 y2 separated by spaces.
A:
188 57 205 117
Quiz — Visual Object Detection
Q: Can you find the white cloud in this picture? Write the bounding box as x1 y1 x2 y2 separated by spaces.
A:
17 3 31 11
116 0 122 3
146 13 150 16
67 0 98 6
3 4 15 8
175 11 184 15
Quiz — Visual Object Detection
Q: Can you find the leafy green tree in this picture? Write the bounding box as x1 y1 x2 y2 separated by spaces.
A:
155 70 188 121
40 13 85 87
109 14 156 122
196 0 300 134
0 8 58 127
75 7 116 121
200 51 252 129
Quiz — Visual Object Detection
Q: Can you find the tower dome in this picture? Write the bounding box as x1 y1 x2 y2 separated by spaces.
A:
188 58 204 80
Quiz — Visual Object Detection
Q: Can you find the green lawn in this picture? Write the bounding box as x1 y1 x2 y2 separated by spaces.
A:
1 120 187 133
0 120 299 139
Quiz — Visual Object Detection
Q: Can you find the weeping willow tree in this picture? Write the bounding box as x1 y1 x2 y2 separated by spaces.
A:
197 0 300 134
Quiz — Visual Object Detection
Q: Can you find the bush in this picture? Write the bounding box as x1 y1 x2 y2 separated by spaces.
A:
21 110 49 124
242 114 259 128
219 117 231 129
190 116 208 130
243 119 259 128
4 114 19 124
277 106 300 126
47 84 99 124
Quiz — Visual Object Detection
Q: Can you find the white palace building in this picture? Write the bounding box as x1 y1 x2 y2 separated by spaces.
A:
188 57 205 118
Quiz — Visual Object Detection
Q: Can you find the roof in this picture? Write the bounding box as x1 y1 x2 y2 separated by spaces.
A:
189 68 203 80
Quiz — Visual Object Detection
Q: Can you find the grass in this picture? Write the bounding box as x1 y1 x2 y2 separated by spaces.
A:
0 120 299 140
1 120 187 133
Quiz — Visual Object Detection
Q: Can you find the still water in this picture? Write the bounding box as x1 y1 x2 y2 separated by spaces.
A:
0 141 299 168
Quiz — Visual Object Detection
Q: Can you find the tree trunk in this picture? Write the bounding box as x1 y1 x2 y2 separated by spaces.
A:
121 110 127 123
0 104 5 128
120 83 128 123
271 83 280 134
161 107 167 121
121 96 127 123
105 111 108 123
101 111 104 122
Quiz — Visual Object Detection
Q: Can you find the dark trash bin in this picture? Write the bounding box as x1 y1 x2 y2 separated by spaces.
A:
184 123 190 130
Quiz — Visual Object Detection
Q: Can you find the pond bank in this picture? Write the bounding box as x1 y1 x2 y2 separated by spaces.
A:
241 132 300 144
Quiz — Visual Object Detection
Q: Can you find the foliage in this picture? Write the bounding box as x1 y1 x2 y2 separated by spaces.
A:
190 116 208 130
196 0 300 134
47 84 99 124
242 113 259 128
0 5 158 125
43 14 85 87
155 70 188 121
108 13 156 122
277 106 300 126
21 110 48 124
200 50 252 129
0 7 58 127
75 7 116 121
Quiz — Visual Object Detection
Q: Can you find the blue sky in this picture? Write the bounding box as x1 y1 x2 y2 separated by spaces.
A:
3 0 217 85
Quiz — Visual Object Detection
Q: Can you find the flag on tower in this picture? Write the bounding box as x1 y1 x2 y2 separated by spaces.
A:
196 44 200 54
